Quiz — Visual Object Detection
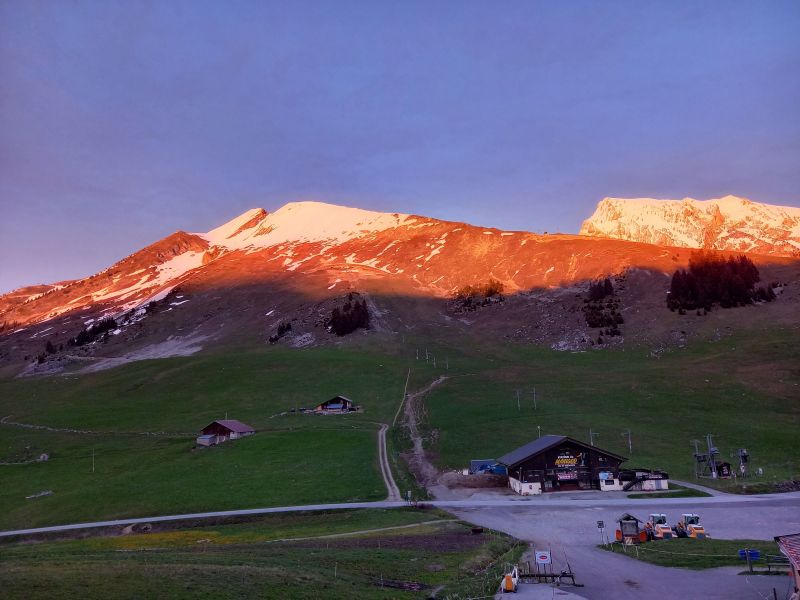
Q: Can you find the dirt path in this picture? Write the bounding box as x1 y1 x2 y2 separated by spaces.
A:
378 423 402 501
264 518 454 544
403 375 448 489
0 415 192 438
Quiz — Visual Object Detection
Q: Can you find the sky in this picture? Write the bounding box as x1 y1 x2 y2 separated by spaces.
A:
1 1 799 293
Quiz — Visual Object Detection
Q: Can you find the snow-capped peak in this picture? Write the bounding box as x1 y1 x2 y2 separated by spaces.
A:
580 196 800 256
204 208 267 245
201 201 412 251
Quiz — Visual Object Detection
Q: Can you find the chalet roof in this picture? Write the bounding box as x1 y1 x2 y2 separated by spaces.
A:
496 435 626 468
206 419 255 433
775 533 800 568
330 395 353 403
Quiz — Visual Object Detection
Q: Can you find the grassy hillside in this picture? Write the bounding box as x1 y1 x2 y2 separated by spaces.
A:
422 327 800 487
1 326 797 531
0 509 523 599
0 347 437 529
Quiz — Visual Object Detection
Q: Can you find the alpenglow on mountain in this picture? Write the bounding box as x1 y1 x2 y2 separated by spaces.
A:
2 197 798 373
580 195 800 257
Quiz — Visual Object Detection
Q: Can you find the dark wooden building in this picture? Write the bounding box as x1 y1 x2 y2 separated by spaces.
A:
314 396 357 413
197 419 255 446
497 435 627 494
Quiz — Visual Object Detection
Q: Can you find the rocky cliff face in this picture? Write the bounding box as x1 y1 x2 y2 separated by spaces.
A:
580 195 800 257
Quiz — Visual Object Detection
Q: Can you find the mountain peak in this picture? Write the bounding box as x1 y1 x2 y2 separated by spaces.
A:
202 201 412 251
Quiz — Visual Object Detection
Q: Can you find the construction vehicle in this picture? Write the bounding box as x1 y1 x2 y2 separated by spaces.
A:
645 514 673 540
615 513 647 544
675 514 707 539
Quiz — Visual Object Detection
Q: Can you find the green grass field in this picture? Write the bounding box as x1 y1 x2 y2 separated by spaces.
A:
421 328 800 487
0 347 440 529
1 326 798 531
0 509 523 599
600 538 782 570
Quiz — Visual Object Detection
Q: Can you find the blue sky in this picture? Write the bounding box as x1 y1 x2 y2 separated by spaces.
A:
1 1 799 292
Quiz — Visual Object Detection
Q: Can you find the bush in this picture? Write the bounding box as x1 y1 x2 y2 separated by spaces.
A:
452 279 505 310
269 321 293 344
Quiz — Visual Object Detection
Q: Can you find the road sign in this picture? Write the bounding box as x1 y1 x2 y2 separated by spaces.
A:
597 520 605 529
535 550 552 565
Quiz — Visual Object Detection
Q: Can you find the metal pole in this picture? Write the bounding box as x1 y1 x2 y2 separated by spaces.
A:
92 448 95 473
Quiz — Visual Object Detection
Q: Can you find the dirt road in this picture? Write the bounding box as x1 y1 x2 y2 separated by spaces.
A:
402 375 447 488
377 423 401 501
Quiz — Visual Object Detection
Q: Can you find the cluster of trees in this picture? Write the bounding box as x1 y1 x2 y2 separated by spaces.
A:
452 278 505 310
583 278 623 339
328 298 370 336
667 251 775 312
0 321 20 333
34 339 64 364
268 321 293 344
587 278 614 301
67 317 117 347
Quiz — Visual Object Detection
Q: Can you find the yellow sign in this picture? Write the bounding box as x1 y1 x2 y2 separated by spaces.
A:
555 451 578 467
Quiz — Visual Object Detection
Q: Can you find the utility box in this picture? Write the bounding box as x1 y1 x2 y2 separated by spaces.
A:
509 479 542 495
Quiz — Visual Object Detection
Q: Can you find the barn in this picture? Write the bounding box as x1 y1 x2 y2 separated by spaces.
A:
497 435 627 495
314 396 357 413
197 420 256 446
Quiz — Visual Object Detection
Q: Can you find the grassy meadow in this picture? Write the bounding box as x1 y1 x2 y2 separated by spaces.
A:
0 347 439 529
420 327 800 487
0 508 523 599
1 325 798 531
600 538 782 570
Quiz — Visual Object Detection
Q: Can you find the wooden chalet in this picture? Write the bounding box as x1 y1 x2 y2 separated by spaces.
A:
497 435 627 495
775 533 800 593
197 419 255 446
314 396 357 413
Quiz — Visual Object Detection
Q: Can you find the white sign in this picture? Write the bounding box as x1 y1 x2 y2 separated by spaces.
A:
535 550 552 565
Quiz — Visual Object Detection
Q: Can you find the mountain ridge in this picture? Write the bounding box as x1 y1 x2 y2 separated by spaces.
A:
580 195 800 256
1 197 798 373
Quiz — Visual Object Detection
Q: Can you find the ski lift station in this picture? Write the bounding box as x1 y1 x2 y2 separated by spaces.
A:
497 435 628 494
